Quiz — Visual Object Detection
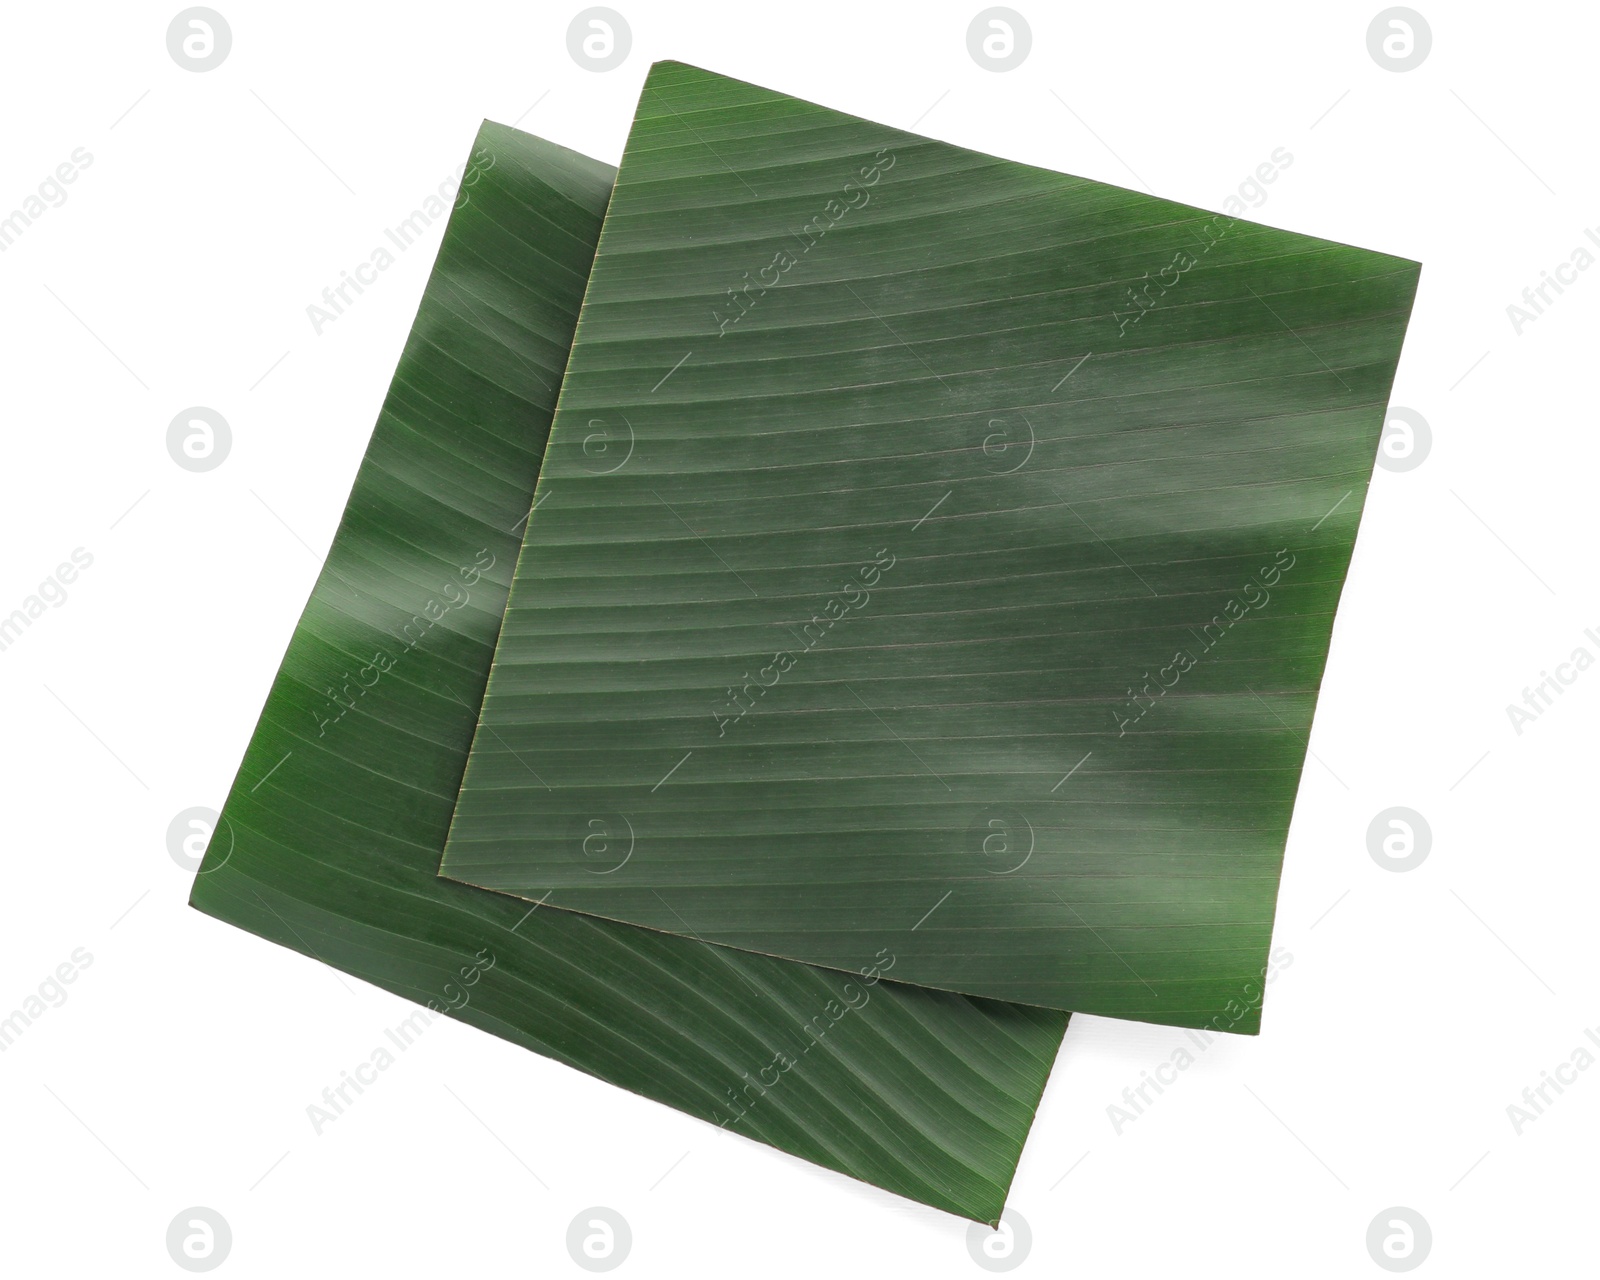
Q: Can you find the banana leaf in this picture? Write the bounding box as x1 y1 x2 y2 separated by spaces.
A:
439 63 1420 1031
190 120 1067 1224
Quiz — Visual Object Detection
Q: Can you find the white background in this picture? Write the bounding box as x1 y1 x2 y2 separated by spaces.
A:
1 0 1594 1274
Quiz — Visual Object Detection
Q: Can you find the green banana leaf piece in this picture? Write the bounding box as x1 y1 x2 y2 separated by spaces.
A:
439 63 1420 1032
190 120 1067 1224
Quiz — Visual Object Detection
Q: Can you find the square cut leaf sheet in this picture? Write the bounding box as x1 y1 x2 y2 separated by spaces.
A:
190 120 1067 1225
440 62 1421 1031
